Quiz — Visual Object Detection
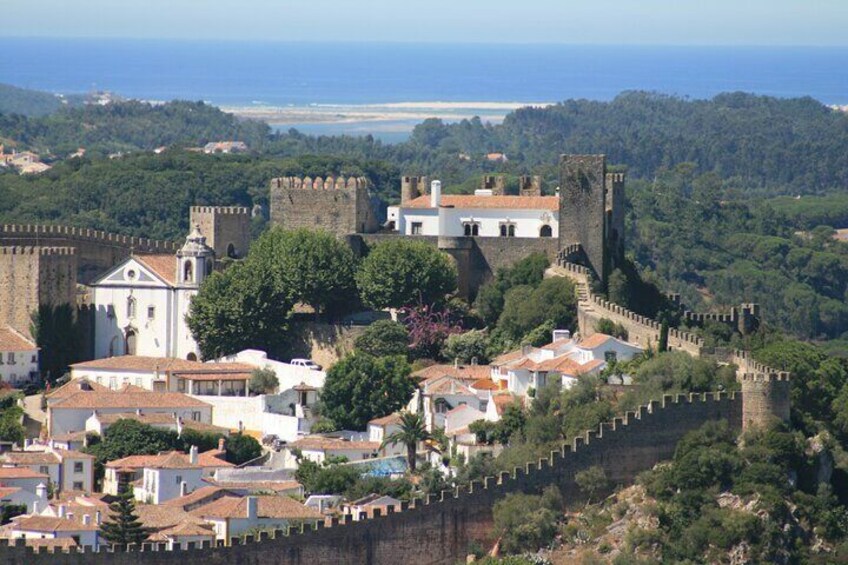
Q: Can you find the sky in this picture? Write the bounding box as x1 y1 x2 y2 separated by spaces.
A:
2 0 847 45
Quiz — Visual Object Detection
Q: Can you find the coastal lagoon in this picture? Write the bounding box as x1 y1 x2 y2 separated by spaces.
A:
2 39 847 141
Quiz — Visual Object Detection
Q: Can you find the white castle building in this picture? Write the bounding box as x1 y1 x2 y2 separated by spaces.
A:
91 225 214 361
387 180 558 239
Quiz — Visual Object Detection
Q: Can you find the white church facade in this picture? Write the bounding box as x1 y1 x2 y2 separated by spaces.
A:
91 225 214 361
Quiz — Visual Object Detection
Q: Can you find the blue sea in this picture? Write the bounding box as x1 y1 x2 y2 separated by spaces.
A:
1 38 847 141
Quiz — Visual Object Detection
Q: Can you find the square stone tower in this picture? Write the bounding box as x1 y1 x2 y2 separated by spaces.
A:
558 155 608 281
189 206 251 260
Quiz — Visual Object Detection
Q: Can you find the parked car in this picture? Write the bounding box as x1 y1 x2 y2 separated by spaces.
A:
290 358 322 371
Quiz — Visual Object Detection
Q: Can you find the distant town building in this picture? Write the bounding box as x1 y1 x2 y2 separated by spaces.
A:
0 326 39 386
202 141 248 154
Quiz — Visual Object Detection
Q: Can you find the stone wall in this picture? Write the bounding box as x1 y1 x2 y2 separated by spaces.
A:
0 247 77 339
559 155 608 280
357 234 559 299
0 392 742 565
0 225 177 284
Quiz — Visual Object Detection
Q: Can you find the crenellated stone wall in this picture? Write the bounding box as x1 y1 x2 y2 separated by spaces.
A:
0 392 742 565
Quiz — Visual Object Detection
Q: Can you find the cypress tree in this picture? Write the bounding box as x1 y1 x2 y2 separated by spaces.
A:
658 318 670 353
99 485 149 546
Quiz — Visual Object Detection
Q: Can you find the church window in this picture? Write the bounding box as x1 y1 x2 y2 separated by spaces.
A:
126 269 136 281
463 222 479 236
499 222 516 237
126 297 136 319
147 306 155 320
508 224 516 237
183 260 193 283
540 225 553 237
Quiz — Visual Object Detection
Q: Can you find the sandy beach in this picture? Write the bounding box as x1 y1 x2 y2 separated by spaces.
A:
223 101 553 126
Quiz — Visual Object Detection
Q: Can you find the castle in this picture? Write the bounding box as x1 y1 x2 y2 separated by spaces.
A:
269 155 625 291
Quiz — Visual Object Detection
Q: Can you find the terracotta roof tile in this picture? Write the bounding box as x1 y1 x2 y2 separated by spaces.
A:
47 378 110 399
204 480 302 493
50 391 210 410
12 516 98 532
578 333 614 349
368 413 402 427
0 326 36 351
134 504 206 530
290 437 380 452
135 254 177 285
1 452 60 466
72 356 208 372
0 487 21 498
470 378 499 391
161 486 230 510
413 364 491 382
0 467 49 479
197 449 233 468
404 194 558 211
23 538 77 550
171 370 252 382
190 495 322 520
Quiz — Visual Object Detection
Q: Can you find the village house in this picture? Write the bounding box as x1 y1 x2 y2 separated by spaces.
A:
2 511 100 550
85 410 230 437
0 486 43 514
282 436 381 468
0 448 94 494
69 355 253 394
0 467 50 496
46 386 213 436
0 326 39 387
490 330 643 397
344 493 402 521
188 495 322 544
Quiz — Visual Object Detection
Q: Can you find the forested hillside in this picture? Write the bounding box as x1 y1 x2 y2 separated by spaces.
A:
0 83 63 118
1 89 847 343
0 100 269 156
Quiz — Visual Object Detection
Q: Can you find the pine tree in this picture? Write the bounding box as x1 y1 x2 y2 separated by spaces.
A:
99 485 149 546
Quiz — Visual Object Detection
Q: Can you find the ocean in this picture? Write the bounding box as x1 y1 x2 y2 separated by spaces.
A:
2 38 847 141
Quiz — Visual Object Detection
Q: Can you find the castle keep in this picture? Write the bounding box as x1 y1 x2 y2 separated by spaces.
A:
269 176 380 237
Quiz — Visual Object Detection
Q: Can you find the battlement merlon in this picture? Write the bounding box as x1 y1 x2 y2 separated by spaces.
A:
269 176 371 191
0 246 77 256
739 371 791 383
189 206 250 215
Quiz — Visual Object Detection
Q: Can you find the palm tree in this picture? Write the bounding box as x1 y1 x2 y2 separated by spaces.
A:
381 411 431 473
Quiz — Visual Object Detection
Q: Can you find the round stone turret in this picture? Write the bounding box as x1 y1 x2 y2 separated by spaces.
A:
740 372 791 430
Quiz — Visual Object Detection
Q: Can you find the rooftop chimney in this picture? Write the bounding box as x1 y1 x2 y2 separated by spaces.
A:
58 504 66 518
36 483 47 501
189 445 198 466
246 496 258 520
136 408 142 416
552 329 571 342
218 438 225 451
430 180 442 208
180 481 188 497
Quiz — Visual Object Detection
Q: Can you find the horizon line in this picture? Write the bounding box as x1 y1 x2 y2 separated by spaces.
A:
2 35 848 49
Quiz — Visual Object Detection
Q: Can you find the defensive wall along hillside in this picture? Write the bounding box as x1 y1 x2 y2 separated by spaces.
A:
0 392 745 565
0 225 178 284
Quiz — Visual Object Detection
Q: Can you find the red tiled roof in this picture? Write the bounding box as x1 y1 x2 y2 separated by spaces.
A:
0 326 36 351
12 516 98 532
197 449 233 468
0 467 49 479
50 391 210 410
171 370 252 382
134 254 177 285
1 452 59 465
190 495 322 521
470 379 499 391
368 413 402 427
578 333 614 349
71 356 209 372
0 487 21 498
161 486 230 510
413 364 491 382
46 378 110 399
204 480 302 493
290 437 380 452
404 194 558 211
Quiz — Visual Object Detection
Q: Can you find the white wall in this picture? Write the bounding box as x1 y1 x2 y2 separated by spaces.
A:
397 206 558 238
212 350 325 391
137 467 204 505
50 406 212 436
0 349 38 386
71 367 160 391
59 456 93 493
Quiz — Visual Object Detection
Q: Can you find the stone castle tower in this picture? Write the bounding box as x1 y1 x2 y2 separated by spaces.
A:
519 175 542 197
739 372 791 430
401 175 430 205
189 206 251 260
481 175 507 195
558 155 610 281
0 246 77 339
269 176 379 237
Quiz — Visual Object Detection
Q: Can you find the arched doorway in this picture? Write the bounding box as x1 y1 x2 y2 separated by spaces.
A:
540 225 552 237
125 329 137 356
227 243 236 259
186 352 198 361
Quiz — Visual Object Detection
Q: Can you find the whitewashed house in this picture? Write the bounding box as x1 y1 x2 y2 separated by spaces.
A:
189 495 322 544
388 181 558 239
0 327 39 386
91 225 215 361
